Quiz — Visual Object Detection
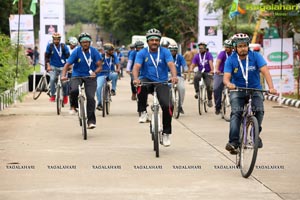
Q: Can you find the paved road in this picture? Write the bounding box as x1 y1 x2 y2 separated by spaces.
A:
0 75 299 200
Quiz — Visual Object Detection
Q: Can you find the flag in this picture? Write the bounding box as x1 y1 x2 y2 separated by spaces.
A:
30 0 37 15
13 0 19 5
229 0 246 20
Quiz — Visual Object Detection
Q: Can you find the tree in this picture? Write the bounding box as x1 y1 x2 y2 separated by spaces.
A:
94 0 198 47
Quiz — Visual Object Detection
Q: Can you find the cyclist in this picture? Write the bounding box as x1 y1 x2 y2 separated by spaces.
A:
213 39 233 115
61 32 102 129
67 37 78 54
115 47 125 78
190 42 214 107
96 43 120 110
126 40 144 101
45 32 70 103
132 28 178 147
168 43 188 114
161 39 170 48
223 33 277 154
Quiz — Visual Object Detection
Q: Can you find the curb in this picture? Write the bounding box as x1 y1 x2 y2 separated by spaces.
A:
265 94 300 108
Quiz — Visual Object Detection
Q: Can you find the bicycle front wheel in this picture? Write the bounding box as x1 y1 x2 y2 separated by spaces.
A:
79 96 87 140
56 84 62 115
221 92 231 122
106 85 111 115
240 116 259 178
172 87 181 119
102 84 106 118
203 87 208 113
33 77 45 100
153 106 160 158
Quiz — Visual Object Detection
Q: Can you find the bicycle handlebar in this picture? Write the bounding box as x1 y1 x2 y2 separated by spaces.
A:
233 87 269 93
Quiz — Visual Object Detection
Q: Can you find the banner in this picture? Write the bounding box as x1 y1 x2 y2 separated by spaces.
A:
198 0 223 66
9 14 34 47
39 0 65 72
263 38 294 93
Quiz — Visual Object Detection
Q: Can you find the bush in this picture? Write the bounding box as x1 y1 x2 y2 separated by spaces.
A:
0 34 32 93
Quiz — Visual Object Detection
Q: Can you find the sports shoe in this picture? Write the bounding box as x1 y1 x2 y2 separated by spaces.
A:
131 93 137 101
63 96 68 105
87 123 96 129
208 100 213 107
258 137 263 148
179 107 184 114
69 109 77 115
139 111 149 123
225 142 239 155
215 109 220 115
96 104 103 111
49 96 55 102
162 134 171 147
194 93 198 99
111 89 116 96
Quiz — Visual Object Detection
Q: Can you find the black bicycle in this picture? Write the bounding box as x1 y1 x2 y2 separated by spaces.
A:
33 69 50 100
101 71 112 118
234 87 268 178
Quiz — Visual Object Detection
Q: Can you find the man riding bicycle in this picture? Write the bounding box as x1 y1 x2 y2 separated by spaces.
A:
132 28 178 147
96 43 120 110
168 43 188 114
223 33 277 154
190 42 214 107
213 39 233 115
61 32 102 129
126 41 145 101
45 32 70 103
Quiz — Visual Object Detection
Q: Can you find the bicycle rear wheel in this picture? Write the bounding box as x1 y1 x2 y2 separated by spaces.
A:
221 92 231 122
102 83 106 117
172 87 181 119
33 77 45 100
79 96 87 140
198 87 204 115
153 106 159 158
240 116 259 178
56 84 62 115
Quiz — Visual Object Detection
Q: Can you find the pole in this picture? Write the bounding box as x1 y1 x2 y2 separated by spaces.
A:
14 0 23 104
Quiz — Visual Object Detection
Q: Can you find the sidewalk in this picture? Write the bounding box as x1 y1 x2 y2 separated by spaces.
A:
0 75 299 200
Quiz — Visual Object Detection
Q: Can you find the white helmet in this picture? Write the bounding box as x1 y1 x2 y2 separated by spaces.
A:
68 37 78 46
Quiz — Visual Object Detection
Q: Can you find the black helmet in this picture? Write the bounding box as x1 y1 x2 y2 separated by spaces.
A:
223 39 232 47
78 32 92 43
103 43 115 51
134 41 144 48
146 28 161 40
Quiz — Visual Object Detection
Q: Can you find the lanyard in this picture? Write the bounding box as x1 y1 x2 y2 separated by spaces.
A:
54 44 62 57
148 47 160 78
174 54 178 66
237 55 249 87
82 48 92 68
198 52 206 67
105 55 112 70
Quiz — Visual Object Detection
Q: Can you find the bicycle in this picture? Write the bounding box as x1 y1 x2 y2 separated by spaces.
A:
138 81 168 158
101 71 112 118
55 74 65 115
234 87 268 178
221 87 231 122
197 70 208 115
170 84 181 119
33 69 50 100
76 78 88 140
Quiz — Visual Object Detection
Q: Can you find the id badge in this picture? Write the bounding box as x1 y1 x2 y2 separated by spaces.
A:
61 59 65 64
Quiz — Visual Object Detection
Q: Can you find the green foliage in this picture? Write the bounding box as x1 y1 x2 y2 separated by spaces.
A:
0 34 32 93
65 0 97 24
66 22 83 40
94 0 198 46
